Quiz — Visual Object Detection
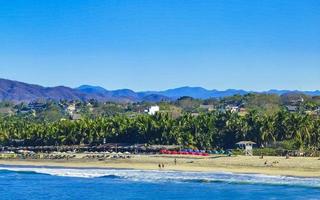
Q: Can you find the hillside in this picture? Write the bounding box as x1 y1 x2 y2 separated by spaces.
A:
1 78 320 102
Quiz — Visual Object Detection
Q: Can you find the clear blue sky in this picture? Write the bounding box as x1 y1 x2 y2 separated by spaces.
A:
0 0 319 91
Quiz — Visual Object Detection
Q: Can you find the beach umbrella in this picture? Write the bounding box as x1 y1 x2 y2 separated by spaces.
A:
159 149 166 154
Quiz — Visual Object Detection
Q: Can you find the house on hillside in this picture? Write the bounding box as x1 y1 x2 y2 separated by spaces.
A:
66 103 76 115
226 105 240 113
290 96 304 105
145 105 160 115
286 105 298 112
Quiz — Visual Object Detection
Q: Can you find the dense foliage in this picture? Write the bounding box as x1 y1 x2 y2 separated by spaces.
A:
2 92 320 119
1 110 320 150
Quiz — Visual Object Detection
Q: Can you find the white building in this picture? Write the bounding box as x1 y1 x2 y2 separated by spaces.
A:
236 141 256 156
226 105 239 113
146 105 160 115
66 104 76 115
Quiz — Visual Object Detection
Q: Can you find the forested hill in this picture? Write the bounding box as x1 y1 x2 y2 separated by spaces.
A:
1 78 320 102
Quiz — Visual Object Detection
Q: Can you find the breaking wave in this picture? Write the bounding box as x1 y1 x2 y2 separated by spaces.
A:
1 165 320 188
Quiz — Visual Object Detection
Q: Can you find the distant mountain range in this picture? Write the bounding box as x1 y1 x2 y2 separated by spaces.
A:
0 78 320 102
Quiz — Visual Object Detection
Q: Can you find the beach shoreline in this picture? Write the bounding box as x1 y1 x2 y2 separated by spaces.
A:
1 155 320 178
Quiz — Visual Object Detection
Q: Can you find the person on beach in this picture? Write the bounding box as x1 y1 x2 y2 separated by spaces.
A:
174 158 177 165
162 163 164 168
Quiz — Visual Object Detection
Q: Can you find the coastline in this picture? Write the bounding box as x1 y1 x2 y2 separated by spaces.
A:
1 155 320 177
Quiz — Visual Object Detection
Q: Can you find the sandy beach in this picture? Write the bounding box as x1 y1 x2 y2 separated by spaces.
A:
1 154 320 177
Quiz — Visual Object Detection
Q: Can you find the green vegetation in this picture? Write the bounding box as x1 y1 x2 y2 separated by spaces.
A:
1 110 320 151
1 93 320 152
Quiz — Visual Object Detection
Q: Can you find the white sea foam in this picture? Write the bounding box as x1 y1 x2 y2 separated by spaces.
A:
1 165 320 188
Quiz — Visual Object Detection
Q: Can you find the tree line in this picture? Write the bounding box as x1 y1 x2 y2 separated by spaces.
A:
1 110 320 150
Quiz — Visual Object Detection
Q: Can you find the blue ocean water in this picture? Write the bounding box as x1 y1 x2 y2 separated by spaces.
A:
0 165 320 200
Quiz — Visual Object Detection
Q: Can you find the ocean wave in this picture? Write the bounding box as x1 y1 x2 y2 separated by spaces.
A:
1 165 320 188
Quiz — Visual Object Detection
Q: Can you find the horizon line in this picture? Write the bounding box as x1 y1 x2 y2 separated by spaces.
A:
1 77 319 93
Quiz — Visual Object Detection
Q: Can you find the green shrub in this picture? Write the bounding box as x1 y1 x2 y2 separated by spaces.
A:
253 148 280 156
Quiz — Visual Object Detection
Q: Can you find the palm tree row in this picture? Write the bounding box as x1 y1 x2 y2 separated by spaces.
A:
1 110 320 150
